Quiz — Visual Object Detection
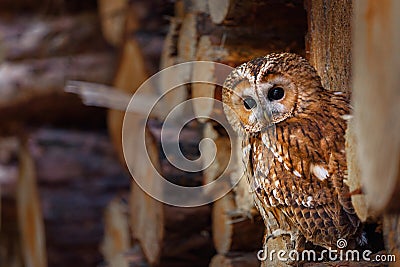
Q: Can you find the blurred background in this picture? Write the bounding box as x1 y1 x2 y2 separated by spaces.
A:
0 0 399 267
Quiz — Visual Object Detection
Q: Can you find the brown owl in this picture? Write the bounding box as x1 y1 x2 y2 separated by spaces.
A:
222 53 362 250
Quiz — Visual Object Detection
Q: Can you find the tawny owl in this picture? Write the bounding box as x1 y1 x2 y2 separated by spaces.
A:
222 53 362 250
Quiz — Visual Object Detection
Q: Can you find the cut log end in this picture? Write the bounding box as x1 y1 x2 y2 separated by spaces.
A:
212 192 264 254
210 252 260 267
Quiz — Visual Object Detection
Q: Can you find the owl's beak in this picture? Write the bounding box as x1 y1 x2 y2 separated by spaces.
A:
262 108 274 126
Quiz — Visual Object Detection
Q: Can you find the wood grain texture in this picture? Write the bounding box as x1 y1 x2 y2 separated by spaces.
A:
352 0 400 214
305 0 353 92
17 139 47 267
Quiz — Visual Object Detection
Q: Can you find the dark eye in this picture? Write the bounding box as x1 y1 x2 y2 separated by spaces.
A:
243 97 257 110
268 87 285 101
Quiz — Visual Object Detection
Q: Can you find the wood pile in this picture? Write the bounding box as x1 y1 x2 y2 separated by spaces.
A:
1 1 399 267
0 2 127 267
97 0 309 266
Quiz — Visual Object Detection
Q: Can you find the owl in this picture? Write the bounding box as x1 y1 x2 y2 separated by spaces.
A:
222 53 362 250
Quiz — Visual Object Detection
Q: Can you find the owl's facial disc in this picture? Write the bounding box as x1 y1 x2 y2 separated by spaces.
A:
224 79 270 133
258 73 298 124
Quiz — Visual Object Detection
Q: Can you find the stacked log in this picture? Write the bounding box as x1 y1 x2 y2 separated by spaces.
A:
351 0 400 263
0 12 116 132
128 120 215 267
0 3 124 267
1 1 393 267
0 129 131 267
174 1 307 266
98 1 216 266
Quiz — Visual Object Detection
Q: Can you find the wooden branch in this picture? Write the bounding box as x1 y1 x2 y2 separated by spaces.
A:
212 192 264 254
352 0 400 214
209 252 260 267
17 139 47 267
0 13 108 60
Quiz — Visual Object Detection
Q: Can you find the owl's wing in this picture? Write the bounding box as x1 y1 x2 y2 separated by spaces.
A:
254 120 360 247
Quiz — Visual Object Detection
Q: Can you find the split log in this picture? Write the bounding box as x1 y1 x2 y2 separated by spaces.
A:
202 123 230 186
212 192 264 254
0 13 108 60
124 0 174 34
17 139 47 267
131 182 214 267
352 0 400 214
130 120 215 266
383 215 400 267
305 0 370 219
100 197 131 266
192 36 267 122
207 0 307 40
0 54 115 106
202 121 255 216
209 252 259 267
160 18 181 72
107 38 151 164
208 0 265 25
26 128 129 267
305 0 353 92
100 245 149 267
230 138 257 216
177 0 209 14
0 137 22 267
98 0 128 46
0 53 116 132
345 121 377 222
158 12 204 120
158 18 182 120
0 0 97 14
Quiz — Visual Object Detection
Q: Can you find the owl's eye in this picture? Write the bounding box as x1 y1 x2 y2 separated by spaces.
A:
268 87 285 101
243 97 257 110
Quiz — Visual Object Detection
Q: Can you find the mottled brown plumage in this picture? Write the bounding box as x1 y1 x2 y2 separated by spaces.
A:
222 53 361 249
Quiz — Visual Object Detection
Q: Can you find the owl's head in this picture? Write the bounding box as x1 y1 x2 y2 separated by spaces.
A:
222 53 322 134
